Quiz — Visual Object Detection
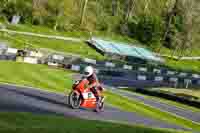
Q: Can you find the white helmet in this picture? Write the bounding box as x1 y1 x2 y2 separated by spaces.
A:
84 66 94 77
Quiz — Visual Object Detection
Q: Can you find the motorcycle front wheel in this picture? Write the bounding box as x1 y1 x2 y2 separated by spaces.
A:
68 91 81 109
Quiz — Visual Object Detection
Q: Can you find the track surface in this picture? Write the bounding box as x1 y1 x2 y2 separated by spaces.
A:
0 84 187 131
109 88 200 123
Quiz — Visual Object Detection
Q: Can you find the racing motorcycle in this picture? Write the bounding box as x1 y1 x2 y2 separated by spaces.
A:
68 78 104 112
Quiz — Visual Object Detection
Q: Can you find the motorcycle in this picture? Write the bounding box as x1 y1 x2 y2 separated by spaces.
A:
68 78 104 112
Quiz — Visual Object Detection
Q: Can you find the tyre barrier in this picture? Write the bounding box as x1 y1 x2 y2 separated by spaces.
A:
0 54 16 61
0 54 7 60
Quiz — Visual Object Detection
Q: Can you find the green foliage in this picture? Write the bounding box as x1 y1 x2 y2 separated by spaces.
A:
128 15 164 47
45 0 65 29
163 13 184 49
96 16 122 33
0 0 199 53
1 0 32 22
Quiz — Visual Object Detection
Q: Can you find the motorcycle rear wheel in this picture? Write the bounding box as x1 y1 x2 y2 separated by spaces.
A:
95 97 104 112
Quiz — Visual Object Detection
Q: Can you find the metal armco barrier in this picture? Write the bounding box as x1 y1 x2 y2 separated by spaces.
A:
80 57 200 81
68 64 200 88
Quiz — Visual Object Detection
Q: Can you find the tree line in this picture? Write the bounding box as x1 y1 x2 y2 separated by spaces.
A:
0 0 199 56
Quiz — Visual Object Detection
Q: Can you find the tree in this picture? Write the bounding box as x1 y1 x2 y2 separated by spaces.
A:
123 0 135 23
0 0 7 13
80 0 88 26
1 0 32 22
176 0 195 57
144 0 150 14
160 0 182 50
112 0 118 16
160 0 198 58
46 0 65 30
0 0 8 19
32 0 48 25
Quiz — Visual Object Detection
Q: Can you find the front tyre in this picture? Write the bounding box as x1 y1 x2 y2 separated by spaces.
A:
68 91 81 109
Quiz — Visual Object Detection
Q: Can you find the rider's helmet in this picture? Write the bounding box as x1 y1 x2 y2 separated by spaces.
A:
83 66 94 77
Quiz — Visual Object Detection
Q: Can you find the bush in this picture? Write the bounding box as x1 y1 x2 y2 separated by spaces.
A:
45 16 57 28
128 15 164 47
1 0 32 23
163 14 184 49
96 16 122 33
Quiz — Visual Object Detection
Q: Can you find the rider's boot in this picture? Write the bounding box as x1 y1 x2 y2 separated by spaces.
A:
95 96 100 109
100 96 105 102
96 96 100 104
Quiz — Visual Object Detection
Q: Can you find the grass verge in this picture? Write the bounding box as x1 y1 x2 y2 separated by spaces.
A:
165 58 200 73
0 61 73 92
0 32 105 60
5 23 138 44
0 112 184 133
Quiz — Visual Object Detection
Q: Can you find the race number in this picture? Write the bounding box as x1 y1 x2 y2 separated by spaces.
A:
88 92 92 98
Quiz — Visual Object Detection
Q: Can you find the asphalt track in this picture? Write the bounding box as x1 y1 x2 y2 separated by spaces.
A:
0 84 188 131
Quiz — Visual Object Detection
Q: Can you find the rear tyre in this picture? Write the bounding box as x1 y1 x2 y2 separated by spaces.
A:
69 91 81 109
95 97 104 113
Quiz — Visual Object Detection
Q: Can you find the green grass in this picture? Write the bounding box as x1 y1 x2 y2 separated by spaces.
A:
159 47 200 57
6 23 90 39
0 61 73 92
0 32 105 60
0 112 184 133
0 61 200 131
6 23 138 44
165 59 200 73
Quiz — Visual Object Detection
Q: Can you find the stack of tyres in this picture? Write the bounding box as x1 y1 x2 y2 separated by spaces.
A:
0 55 7 60
7 55 17 61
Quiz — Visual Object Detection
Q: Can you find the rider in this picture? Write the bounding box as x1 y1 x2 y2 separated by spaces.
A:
83 66 102 103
